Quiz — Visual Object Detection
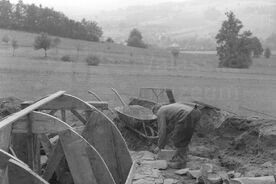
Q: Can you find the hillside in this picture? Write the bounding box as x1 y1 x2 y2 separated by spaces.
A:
92 0 276 47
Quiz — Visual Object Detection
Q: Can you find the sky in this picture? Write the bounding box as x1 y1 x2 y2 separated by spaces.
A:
10 0 186 20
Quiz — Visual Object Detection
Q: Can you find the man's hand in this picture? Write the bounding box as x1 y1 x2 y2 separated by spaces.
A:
153 147 160 154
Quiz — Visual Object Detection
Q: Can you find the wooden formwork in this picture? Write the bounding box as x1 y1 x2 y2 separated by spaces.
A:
0 91 135 184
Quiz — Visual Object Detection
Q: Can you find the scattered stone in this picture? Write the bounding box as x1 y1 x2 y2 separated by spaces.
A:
141 151 156 160
230 176 275 184
163 178 178 184
133 173 148 180
262 161 273 168
201 163 213 173
234 172 242 178
187 170 201 179
174 168 190 175
227 171 235 179
141 160 168 170
154 178 164 184
207 176 223 184
132 179 153 184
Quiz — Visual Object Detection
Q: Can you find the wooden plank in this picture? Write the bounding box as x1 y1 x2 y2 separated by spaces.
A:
82 111 132 184
0 125 12 151
59 129 116 184
26 114 34 169
33 135 41 174
61 110 66 122
21 95 108 111
49 110 57 116
42 140 64 181
0 150 27 184
10 134 28 164
1 167 9 184
124 161 137 184
0 91 65 130
12 111 72 134
37 134 52 156
70 110 87 124
0 149 27 169
59 130 97 184
8 159 49 184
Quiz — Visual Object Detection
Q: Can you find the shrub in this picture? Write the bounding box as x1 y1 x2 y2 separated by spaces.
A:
61 55 72 62
85 55 101 66
2 35 9 44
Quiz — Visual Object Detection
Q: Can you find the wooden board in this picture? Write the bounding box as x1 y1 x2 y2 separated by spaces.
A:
0 125 12 151
42 140 64 181
82 110 132 184
124 161 137 184
0 150 27 184
59 129 116 184
12 111 72 134
0 149 27 169
7 159 49 184
0 91 65 130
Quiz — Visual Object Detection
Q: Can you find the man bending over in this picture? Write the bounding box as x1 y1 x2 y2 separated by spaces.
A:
152 103 201 169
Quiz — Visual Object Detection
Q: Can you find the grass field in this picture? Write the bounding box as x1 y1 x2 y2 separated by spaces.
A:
1 29 276 119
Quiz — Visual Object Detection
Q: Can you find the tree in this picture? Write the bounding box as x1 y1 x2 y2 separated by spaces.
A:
75 43 82 60
216 11 253 68
106 37 114 43
33 32 52 57
264 48 271 58
0 0 13 28
127 28 147 48
250 37 263 58
2 35 9 44
11 39 19 56
171 48 180 66
52 37 61 53
0 1 103 42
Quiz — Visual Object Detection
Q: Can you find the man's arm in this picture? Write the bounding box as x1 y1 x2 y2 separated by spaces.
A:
157 113 167 149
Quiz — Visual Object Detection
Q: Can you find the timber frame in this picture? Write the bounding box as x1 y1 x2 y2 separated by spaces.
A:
0 91 136 184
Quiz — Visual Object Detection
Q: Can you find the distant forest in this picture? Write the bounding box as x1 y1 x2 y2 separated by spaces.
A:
0 0 103 41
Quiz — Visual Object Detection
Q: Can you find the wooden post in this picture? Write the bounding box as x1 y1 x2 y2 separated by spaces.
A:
27 114 34 169
61 110 66 122
33 134 41 174
27 114 41 174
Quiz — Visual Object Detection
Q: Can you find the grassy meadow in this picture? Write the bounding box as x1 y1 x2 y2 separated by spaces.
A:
1 29 276 119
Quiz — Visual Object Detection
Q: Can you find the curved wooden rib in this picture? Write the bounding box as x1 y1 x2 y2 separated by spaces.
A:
50 93 132 184
13 111 72 134
35 94 96 110
82 110 132 184
59 129 116 184
7 159 49 184
0 149 28 184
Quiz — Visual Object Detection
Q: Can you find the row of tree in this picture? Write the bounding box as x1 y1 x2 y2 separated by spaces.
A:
0 0 103 41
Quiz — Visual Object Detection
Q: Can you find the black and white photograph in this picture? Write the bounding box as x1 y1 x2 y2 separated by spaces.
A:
0 0 275 183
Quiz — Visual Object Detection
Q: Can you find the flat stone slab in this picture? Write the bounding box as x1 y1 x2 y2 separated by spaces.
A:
187 170 201 179
164 178 179 184
141 160 168 170
174 168 190 175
